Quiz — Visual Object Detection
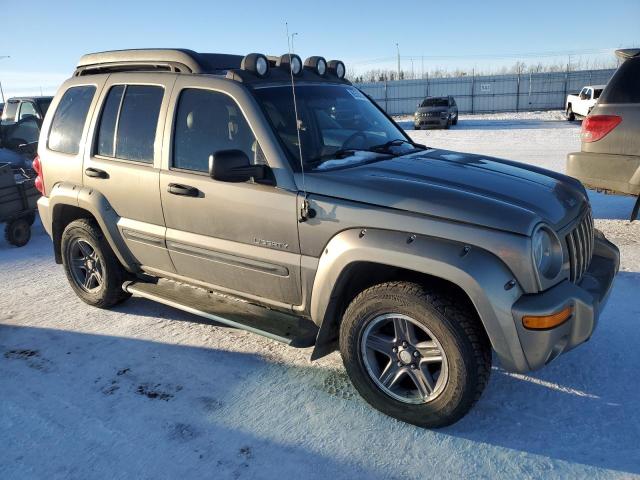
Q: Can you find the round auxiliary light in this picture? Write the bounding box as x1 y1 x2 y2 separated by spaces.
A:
304 56 328 76
278 53 303 76
241 53 270 78
328 60 346 79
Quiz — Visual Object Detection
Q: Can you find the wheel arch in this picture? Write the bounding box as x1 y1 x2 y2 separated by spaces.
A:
309 228 530 372
48 183 137 271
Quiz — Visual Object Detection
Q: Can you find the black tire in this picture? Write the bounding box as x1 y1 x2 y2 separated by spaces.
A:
5 218 31 247
452 115 458 125
61 218 131 308
414 126 421 131
444 119 451 130
339 281 491 428
566 106 575 121
25 211 37 226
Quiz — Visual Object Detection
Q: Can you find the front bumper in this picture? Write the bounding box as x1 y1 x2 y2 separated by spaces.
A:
510 231 619 370
414 115 448 128
567 151 640 196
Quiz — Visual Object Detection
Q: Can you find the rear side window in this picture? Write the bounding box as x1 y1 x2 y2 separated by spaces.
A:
48 86 96 154
96 85 125 157
600 57 640 104
95 85 163 163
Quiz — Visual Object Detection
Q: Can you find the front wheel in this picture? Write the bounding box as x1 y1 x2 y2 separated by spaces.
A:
339 281 491 428
61 219 131 308
566 106 575 121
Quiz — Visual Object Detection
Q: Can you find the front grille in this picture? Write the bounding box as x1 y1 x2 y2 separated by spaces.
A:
566 209 594 283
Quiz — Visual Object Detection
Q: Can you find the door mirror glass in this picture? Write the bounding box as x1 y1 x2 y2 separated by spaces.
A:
209 149 270 183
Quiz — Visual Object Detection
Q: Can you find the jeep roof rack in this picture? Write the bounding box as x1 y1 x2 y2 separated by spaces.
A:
615 48 640 60
74 49 244 76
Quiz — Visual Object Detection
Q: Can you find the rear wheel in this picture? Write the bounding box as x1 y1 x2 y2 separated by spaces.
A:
452 114 458 125
5 218 31 247
61 219 131 308
25 211 36 226
566 106 575 121
339 281 491 428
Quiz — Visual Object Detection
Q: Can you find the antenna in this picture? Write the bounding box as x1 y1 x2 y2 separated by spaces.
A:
285 22 311 222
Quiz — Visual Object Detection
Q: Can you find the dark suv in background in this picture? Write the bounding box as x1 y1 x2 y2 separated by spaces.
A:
414 96 458 129
567 49 640 220
0 96 52 168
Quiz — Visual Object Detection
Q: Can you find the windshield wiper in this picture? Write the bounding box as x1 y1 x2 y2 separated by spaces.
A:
306 148 378 168
369 139 426 153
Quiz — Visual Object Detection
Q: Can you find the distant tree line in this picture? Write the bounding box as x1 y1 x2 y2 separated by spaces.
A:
348 57 619 83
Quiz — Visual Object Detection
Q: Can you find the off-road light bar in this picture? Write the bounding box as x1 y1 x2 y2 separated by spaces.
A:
304 56 327 76
241 53 270 77
277 53 303 76
328 60 346 79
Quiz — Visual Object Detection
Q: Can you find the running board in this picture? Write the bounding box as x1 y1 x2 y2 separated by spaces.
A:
123 279 318 347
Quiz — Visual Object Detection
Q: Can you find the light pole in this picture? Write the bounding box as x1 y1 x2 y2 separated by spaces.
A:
395 43 400 80
0 55 9 103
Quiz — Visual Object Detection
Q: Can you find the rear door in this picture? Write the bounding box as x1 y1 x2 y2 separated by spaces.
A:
83 73 177 272
159 79 302 307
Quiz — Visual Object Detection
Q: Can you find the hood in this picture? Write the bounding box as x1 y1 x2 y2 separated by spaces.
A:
304 149 588 235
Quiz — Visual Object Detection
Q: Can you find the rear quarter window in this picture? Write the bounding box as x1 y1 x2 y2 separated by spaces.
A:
599 57 640 104
48 86 96 154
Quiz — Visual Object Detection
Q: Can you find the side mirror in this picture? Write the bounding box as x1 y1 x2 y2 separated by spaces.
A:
209 149 271 183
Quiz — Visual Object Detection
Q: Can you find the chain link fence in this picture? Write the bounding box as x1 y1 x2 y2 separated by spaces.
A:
356 69 616 115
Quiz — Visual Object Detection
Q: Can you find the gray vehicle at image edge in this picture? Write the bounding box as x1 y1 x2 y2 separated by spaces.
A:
35 49 619 428
414 95 458 130
567 48 640 221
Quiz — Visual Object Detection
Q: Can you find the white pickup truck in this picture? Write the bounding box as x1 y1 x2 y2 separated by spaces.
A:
565 85 606 120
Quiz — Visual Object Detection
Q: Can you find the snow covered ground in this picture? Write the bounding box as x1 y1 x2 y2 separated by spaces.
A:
1 112 639 479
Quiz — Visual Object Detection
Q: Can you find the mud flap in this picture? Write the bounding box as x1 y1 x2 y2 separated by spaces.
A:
631 195 640 222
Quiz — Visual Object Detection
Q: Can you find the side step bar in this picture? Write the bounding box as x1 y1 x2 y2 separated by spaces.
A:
123 279 318 348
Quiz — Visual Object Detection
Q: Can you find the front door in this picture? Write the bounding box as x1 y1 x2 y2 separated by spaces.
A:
159 85 302 307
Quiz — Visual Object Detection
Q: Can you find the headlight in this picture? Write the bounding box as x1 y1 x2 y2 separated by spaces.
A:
532 225 563 280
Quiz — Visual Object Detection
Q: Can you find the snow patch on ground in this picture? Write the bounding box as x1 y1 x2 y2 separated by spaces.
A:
1 112 639 479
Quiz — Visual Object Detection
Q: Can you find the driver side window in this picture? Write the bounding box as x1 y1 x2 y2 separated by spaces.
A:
173 89 265 173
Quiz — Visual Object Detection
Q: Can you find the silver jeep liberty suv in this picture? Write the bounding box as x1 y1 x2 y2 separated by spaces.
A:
35 49 619 427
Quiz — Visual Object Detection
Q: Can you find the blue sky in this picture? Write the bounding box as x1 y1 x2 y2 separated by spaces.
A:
1 0 638 97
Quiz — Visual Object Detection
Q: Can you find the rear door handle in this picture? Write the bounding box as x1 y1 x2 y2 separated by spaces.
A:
85 167 108 179
167 183 200 197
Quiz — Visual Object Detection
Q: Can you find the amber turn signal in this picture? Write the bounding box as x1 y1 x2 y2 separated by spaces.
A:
522 305 573 330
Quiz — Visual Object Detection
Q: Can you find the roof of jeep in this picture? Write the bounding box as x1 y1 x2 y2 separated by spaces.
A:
76 49 244 75
74 48 351 86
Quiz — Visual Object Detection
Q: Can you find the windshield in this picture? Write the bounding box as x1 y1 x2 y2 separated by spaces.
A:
253 84 416 171
421 97 448 107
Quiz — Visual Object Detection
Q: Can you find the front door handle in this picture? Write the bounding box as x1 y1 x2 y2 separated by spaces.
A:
85 167 109 179
167 183 200 197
